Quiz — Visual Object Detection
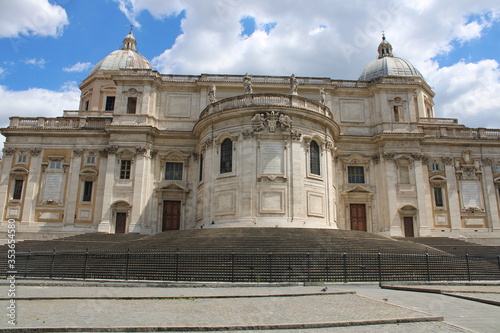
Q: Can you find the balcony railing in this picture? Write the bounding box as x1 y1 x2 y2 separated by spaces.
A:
421 126 500 139
418 117 458 124
200 93 333 119
7 117 111 129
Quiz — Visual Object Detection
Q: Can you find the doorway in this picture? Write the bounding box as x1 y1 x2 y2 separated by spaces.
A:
350 204 367 231
115 213 127 234
163 201 181 231
404 216 414 237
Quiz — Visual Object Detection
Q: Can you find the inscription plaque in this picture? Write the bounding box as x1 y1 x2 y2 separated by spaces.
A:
461 180 481 208
260 142 283 174
43 173 63 202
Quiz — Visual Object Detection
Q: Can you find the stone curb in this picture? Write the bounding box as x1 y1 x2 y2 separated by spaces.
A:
0 291 355 301
0 316 444 332
381 285 500 306
0 278 306 288
441 292 500 306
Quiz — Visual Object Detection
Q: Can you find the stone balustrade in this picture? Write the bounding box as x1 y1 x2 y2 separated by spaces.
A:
199 93 333 119
7 117 111 129
421 126 500 139
418 117 458 124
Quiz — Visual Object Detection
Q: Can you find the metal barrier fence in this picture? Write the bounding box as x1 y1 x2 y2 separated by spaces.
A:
2 249 500 282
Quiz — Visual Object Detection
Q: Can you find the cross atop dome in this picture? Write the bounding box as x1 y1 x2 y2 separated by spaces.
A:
377 33 393 59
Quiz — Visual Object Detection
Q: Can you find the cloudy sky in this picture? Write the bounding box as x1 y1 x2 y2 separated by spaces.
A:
0 0 499 154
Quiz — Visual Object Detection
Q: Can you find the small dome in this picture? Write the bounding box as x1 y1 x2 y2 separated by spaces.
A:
90 30 152 75
358 35 423 81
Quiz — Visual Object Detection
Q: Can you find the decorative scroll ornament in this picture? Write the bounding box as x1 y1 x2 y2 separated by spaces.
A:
136 146 148 156
291 130 302 141
101 146 119 157
251 111 292 133
30 148 42 156
73 149 84 157
3 148 15 156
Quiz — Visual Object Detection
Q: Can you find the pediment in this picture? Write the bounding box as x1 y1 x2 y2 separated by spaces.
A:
341 185 375 197
160 182 190 192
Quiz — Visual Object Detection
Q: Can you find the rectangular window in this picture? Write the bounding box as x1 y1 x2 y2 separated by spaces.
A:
120 160 131 179
49 160 62 170
82 181 93 202
127 97 137 114
84 100 89 111
434 187 444 207
348 166 365 183
85 155 96 165
165 162 183 180
17 155 27 164
13 179 24 200
393 106 400 122
105 96 115 111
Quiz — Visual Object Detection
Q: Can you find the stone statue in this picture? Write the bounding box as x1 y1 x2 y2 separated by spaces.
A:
279 113 292 130
251 113 265 131
208 84 217 103
290 74 298 95
243 73 253 94
319 88 326 105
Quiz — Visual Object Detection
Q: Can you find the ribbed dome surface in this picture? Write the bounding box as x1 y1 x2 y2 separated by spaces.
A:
358 56 423 81
358 35 423 81
89 30 152 75
90 49 152 74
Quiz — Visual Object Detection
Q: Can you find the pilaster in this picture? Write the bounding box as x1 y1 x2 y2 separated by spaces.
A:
445 163 461 230
64 151 82 226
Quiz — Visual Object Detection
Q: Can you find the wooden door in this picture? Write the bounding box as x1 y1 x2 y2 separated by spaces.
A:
115 213 127 234
163 201 181 231
404 217 414 237
350 204 367 231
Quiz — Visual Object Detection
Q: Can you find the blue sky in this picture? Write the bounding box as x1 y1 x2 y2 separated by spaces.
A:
1 0 500 154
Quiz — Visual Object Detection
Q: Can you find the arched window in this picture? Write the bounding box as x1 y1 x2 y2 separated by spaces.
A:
310 140 320 175
220 138 232 174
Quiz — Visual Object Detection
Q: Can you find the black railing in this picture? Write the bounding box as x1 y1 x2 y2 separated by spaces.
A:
2 249 499 283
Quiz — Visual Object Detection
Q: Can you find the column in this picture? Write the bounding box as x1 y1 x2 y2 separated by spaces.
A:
414 160 432 236
384 155 400 236
98 148 116 232
64 150 82 227
0 151 14 221
290 139 305 223
239 136 255 223
21 149 43 224
129 151 146 232
482 161 500 230
445 163 461 230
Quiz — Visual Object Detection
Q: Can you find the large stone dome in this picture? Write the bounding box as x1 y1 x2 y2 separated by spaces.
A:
358 36 423 81
90 30 152 75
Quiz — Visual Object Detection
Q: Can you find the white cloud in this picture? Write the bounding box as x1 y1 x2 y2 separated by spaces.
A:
0 67 4 76
0 0 68 38
63 62 93 73
0 82 80 153
24 58 46 68
429 59 500 127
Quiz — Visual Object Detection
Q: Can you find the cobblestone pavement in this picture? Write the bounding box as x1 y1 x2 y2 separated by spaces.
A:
0 280 495 332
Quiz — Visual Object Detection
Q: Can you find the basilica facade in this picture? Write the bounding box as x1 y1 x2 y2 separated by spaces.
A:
2 31 500 243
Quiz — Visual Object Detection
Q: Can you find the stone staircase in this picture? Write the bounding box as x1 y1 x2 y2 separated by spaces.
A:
397 237 500 260
6 228 443 254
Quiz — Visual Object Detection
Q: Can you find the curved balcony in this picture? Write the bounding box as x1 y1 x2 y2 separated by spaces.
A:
199 93 333 120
